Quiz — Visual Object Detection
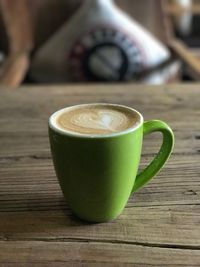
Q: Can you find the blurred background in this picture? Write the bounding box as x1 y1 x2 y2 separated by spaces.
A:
0 0 200 88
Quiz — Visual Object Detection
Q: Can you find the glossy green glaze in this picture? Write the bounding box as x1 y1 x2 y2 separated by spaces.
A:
49 109 174 222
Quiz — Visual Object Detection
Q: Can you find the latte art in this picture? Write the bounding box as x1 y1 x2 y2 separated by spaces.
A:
71 111 128 133
56 104 140 135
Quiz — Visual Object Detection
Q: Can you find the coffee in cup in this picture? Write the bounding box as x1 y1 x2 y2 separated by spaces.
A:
55 104 140 135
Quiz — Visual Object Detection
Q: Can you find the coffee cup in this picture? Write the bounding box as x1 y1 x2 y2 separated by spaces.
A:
49 103 174 222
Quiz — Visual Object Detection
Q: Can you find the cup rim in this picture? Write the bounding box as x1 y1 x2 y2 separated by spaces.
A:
49 103 144 138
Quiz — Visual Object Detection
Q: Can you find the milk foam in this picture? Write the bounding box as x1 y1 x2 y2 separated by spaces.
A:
70 110 128 133
55 105 140 135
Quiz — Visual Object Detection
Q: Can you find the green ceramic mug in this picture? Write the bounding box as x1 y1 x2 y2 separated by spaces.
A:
49 104 174 222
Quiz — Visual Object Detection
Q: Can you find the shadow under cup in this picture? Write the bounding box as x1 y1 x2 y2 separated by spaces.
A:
48 103 174 222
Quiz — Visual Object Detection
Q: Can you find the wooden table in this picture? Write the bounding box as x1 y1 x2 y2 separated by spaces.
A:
0 84 199 266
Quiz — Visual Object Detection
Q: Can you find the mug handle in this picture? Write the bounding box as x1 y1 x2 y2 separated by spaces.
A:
132 120 174 193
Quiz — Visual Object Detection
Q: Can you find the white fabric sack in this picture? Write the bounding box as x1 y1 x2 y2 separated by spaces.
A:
31 0 171 83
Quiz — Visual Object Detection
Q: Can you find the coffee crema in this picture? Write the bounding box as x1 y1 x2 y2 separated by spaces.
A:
55 104 140 135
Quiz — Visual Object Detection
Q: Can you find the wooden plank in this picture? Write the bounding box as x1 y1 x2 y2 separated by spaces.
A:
0 125 198 156
0 154 199 209
0 241 200 266
0 84 199 157
0 205 200 246
1 260 137 267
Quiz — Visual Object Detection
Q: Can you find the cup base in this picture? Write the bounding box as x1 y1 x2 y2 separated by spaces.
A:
70 209 120 223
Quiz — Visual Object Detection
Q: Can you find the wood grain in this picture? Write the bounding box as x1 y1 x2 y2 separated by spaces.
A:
0 241 200 266
0 84 199 266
